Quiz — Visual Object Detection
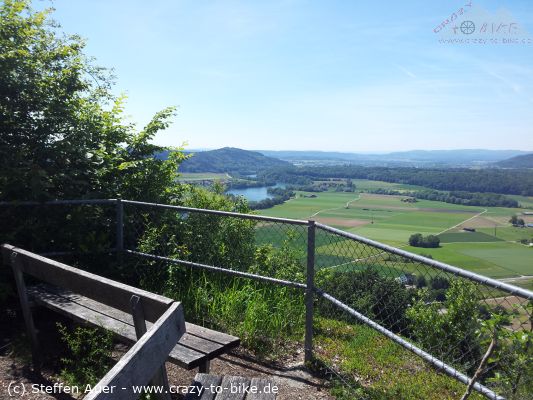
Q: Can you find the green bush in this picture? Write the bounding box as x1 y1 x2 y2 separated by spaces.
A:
409 233 440 248
57 323 113 388
407 280 481 372
317 268 411 333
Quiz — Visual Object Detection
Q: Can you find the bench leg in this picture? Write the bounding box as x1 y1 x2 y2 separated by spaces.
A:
12 254 41 374
199 359 210 373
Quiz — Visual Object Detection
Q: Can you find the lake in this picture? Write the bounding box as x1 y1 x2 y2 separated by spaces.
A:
226 183 285 202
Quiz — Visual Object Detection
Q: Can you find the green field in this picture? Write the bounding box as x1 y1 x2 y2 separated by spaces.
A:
438 231 503 243
259 181 533 280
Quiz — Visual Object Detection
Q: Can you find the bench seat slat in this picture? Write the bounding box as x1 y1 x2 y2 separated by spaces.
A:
186 323 239 346
248 378 277 400
215 376 251 400
186 373 223 400
27 284 240 370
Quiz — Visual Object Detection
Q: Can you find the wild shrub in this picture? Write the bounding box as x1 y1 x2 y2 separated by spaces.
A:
317 268 411 333
57 323 113 388
407 280 481 372
134 228 307 355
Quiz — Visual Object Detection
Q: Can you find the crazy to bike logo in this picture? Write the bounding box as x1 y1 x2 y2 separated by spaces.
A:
434 1 532 45
460 20 475 35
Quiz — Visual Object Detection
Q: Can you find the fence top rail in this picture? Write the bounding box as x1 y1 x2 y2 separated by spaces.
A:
315 222 533 301
122 199 309 225
2 198 531 300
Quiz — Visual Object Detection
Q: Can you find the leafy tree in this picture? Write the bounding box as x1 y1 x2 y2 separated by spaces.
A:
0 0 186 202
409 233 423 247
430 276 450 290
426 235 440 248
416 275 427 288
409 233 440 248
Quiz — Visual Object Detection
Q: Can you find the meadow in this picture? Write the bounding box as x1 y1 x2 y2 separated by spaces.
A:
259 180 533 281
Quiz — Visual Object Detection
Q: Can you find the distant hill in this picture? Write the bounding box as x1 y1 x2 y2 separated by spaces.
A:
496 153 533 168
259 149 528 167
178 147 291 175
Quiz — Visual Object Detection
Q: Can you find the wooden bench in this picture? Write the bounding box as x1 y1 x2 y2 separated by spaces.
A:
186 373 277 400
1 245 239 376
27 283 239 372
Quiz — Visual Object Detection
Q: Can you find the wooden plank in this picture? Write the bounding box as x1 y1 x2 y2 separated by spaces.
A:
1 244 173 322
30 285 238 351
179 333 225 356
186 323 240 346
85 302 185 400
27 284 227 369
28 285 137 341
215 376 250 400
29 285 239 351
185 373 222 400
130 295 171 400
248 378 277 400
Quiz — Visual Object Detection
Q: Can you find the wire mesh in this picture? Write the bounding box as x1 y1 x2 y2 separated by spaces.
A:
314 224 532 400
0 201 117 254
1 199 531 399
122 201 309 353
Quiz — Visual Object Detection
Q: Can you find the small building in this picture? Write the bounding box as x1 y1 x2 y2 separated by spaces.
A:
396 273 415 285
527 224 533 228
463 227 476 232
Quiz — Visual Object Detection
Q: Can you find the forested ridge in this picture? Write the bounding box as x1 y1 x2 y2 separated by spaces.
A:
496 153 533 169
259 166 533 196
177 147 291 175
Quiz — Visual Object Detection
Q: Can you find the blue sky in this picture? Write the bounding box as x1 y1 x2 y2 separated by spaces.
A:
46 0 533 152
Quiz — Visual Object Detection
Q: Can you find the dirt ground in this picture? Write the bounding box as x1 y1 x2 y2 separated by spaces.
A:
484 296 532 331
0 346 333 400
457 216 501 229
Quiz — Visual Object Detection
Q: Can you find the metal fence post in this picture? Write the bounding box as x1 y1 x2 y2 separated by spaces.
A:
305 219 316 363
116 198 124 253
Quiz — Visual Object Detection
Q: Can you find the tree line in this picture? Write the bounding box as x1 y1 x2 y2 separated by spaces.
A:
369 188 519 208
259 166 533 196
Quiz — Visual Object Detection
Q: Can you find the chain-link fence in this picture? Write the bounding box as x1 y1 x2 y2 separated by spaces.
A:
1 198 531 400
313 224 532 400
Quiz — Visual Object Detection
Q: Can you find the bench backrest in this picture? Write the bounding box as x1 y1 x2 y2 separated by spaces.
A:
1 244 173 322
86 302 185 400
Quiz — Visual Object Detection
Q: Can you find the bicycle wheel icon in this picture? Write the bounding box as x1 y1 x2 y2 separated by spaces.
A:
460 21 475 35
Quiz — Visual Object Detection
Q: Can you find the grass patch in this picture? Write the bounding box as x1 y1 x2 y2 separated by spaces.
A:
438 231 503 243
314 318 484 400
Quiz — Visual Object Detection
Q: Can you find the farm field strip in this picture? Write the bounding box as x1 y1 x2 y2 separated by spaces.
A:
258 180 533 280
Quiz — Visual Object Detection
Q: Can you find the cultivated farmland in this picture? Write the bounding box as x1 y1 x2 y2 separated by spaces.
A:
259 180 533 283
